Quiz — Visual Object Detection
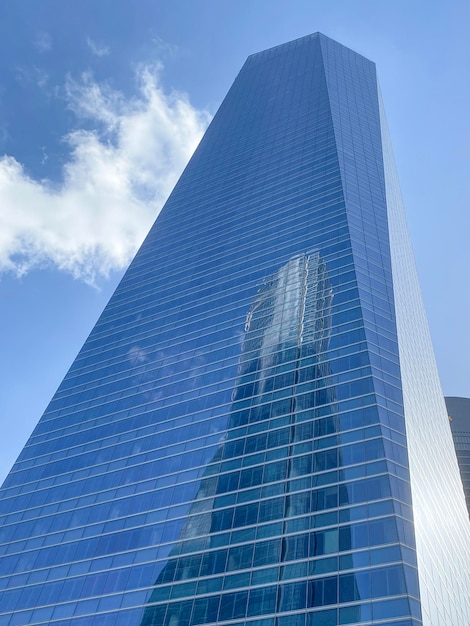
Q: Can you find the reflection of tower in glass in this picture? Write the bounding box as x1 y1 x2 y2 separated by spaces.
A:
141 252 351 625
237 251 333 408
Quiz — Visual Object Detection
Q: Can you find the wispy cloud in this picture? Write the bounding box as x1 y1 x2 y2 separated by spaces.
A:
34 32 52 53
0 66 210 284
15 65 49 89
152 36 179 57
86 37 110 57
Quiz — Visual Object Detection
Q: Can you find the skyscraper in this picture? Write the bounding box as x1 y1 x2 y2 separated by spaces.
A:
445 396 470 516
1 33 469 626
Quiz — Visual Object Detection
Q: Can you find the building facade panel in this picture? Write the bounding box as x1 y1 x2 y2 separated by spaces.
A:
445 396 470 515
381 94 470 624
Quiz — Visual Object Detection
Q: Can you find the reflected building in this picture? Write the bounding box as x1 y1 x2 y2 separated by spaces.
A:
1 33 470 626
445 396 470 516
141 252 360 624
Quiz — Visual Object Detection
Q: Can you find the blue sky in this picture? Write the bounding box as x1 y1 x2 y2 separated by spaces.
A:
1 0 469 483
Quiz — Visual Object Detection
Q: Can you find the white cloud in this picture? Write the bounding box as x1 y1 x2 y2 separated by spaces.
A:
15 66 49 90
35 32 52 53
0 66 210 284
152 36 179 57
86 37 110 57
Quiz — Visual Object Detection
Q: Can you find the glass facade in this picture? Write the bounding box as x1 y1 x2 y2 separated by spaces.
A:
0 33 469 626
445 397 470 515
